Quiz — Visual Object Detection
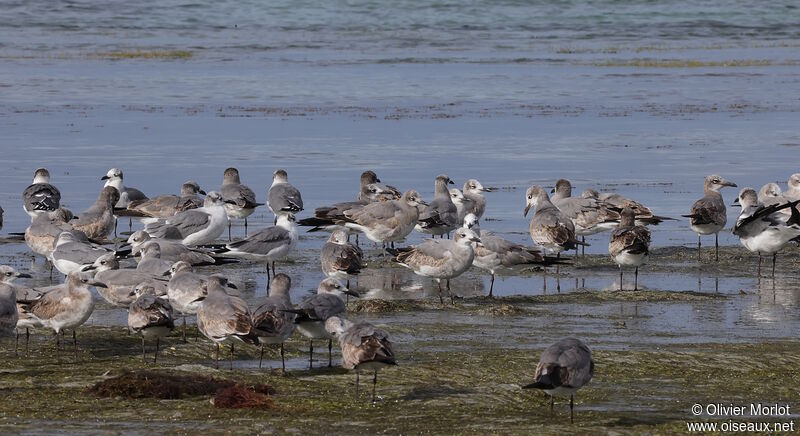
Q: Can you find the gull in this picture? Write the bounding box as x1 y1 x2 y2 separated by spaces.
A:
128 281 175 363
144 191 230 246
321 229 363 286
22 168 61 219
732 188 800 276
2 267 37 355
72 186 120 241
165 262 239 341
291 278 359 368
82 253 167 308
23 272 106 360
757 183 793 221
461 179 494 220
196 275 259 369
581 188 675 225
25 208 85 259
102 168 148 208
785 173 800 200
551 179 619 253
416 174 458 238
608 207 651 291
268 169 304 219
221 167 263 239
358 170 401 202
394 227 481 303
215 213 298 286
135 241 174 276
681 175 737 261
464 215 562 298
121 180 206 220
0 205 3 230
325 316 397 403
449 188 474 226
523 337 594 424
0 266 24 337
50 231 116 275
127 230 216 265
341 190 425 248
252 273 296 372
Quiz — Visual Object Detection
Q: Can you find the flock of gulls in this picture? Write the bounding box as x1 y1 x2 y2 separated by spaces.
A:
1 166 800 418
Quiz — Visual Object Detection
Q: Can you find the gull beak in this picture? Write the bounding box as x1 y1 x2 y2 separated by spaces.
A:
376 178 382 183
81 264 97 272
732 197 740 206
162 271 171 277
550 187 555 194
128 290 137 297
224 200 238 205
723 180 738 188
448 179 454 185
470 236 481 243
71 215 80 220
227 283 238 290
524 203 531 217
16 273 32 279
198 189 207 195
418 199 429 207
91 280 108 288
100 175 110 180
482 187 496 192
343 289 360 298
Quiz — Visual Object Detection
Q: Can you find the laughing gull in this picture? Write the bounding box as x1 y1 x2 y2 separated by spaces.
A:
785 173 800 200
0 205 3 230
122 180 206 220
50 231 116 275
551 179 619 253
196 276 259 369
22 168 61 219
682 175 737 261
757 183 793 221
252 273 296 372
82 253 167 308
216 213 298 286
732 188 800 276
135 241 174 276
166 261 208 341
1 266 34 353
292 278 359 368
609 208 651 291
221 167 264 239
462 179 494 220
23 272 106 360
0 267 23 337
71 186 120 241
25 208 85 259
144 191 230 246
464 215 562 298
525 186 584 256
341 190 425 247
127 230 216 265
268 169 304 218
321 229 363 285
394 227 481 303
416 174 458 238
128 282 175 363
325 316 397 403
102 168 148 208
358 170 401 202
581 188 675 225
522 337 594 424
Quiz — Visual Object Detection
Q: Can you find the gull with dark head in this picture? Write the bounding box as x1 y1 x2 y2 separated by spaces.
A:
23 168 61 219
733 188 800 276
102 168 148 208
220 167 264 239
682 174 737 261
72 186 120 241
81 253 167 308
608 207 651 291
359 170 401 202
461 179 494 220
416 174 458 238
268 169 304 220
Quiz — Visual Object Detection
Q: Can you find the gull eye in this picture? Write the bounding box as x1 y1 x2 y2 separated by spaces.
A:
82 279 89 283
527 195 532 199
6 272 12 276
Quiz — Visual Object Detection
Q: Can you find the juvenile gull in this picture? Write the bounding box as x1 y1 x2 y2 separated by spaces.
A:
325 316 397 403
732 188 800 276
50 231 116 275
268 169 304 219
128 282 175 363
220 167 263 239
523 337 594 424
581 188 675 225
682 174 737 261
461 179 494 220
23 272 106 359
251 273 296 372
321 229 363 285
72 186 120 241
341 190 425 247
196 276 258 369
25 208 85 259
102 168 148 208
82 253 167 308
291 278 359 368
216 213 298 286
144 191 230 246
166 261 213 341
22 168 61 219
608 208 651 291
394 227 481 303
416 174 458 238
127 230 216 265
122 180 206 220
551 179 619 253
464 215 562 298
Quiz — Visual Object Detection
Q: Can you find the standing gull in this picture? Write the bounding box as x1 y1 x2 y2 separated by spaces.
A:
166 261 221 341
325 316 397 403
416 174 458 238
341 190 425 248
122 180 206 220
321 229 363 286
682 174 737 261
220 167 263 239
394 227 481 303
82 253 167 308
25 208 84 259
0 266 24 337
608 207 651 291
449 188 473 226
522 337 594 424
22 168 61 219
50 231 117 275
252 273 296 372
3 267 37 355
268 169 304 220
292 278 359 368
196 276 258 369
127 230 216 265
144 191 230 246
128 282 175 363
102 168 148 208
71 186 120 241
461 179 494 220
732 188 800 276
551 179 619 254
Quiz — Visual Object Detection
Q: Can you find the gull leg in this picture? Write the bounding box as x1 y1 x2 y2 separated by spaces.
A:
245 218 248 237
372 370 378 403
447 279 454 305
55 331 59 359
114 217 118 238
543 266 547 294
619 267 623 291
228 221 232 242
215 343 220 369
355 371 360 399
634 267 639 291
697 235 701 261
570 394 574 424
128 217 132 233
581 236 585 256
280 342 286 374
229 343 234 371
73 330 77 361
757 254 761 277
259 344 264 369
266 263 271 290
142 336 146 363
437 280 443 304
25 328 30 357
328 338 333 367
715 233 719 261
182 317 187 343
556 253 561 292
550 395 554 412
309 340 313 369
15 330 19 357
772 253 777 277
272 261 276 277
489 273 495 298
